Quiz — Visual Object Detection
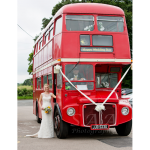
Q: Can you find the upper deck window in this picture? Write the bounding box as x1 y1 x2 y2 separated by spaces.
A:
66 15 94 31
48 74 52 89
55 17 62 35
43 75 47 85
39 38 42 50
49 24 54 40
92 35 113 46
97 16 124 32
45 30 49 44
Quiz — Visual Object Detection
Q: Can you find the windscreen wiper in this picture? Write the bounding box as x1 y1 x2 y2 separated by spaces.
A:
67 61 80 76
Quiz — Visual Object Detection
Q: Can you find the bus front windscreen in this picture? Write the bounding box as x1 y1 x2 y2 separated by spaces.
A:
65 64 94 90
66 15 94 31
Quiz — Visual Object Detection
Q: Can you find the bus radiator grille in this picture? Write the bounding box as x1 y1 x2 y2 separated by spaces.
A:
83 104 115 126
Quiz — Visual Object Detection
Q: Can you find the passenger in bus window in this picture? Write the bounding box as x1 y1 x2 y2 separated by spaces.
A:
67 66 86 81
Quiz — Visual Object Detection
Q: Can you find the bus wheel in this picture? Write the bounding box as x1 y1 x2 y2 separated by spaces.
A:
54 109 69 139
36 106 41 123
115 119 132 136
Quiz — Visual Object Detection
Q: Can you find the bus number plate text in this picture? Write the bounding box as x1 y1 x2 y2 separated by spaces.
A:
90 124 109 130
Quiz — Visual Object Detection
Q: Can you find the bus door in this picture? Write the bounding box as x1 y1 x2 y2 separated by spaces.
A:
53 65 63 108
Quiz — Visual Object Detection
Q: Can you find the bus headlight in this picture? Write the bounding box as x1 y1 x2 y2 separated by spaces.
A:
121 107 129 115
67 107 75 116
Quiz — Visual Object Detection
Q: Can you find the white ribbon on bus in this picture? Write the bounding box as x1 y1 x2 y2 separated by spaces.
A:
55 64 132 112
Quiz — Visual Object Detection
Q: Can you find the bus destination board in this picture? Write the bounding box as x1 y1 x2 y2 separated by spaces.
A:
81 47 113 52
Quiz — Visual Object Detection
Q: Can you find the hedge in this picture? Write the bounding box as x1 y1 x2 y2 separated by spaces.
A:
17 88 33 97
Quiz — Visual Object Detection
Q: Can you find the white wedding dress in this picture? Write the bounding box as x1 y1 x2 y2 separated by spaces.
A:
26 93 54 138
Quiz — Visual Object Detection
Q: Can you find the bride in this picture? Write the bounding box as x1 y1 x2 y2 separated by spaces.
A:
26 84 56 138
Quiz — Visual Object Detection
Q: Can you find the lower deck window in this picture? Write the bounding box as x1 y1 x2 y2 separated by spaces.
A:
37 78 39 89
48 74 52 89
43 75 47 85
39 77 41 89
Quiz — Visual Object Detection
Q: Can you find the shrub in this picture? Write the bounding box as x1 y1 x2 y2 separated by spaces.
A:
17 88 33 97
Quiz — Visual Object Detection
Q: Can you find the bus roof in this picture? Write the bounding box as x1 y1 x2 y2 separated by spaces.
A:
34 3 124 46
61 3 124 15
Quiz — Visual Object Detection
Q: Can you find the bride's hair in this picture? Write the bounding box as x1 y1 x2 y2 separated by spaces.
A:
44 84 49 91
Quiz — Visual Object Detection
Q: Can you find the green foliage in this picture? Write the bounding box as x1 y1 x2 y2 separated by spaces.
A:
22 78 32 86
27 63 33 75
27 51 33 63
17 88 33 97
27 50 33 75
52 2 65 16
18 96 33 100
17 83 23 86
33 35 40 42
121 65 132 88
41 17 52 30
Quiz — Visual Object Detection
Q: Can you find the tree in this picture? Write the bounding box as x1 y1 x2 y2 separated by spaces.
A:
121 65 132 89
33 34 40 42
22 78 32 85
52 2 65 16
27 50 33 75
41 17 52 30
27 34 40 75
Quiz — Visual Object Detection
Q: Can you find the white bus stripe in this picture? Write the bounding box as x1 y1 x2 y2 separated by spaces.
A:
32 58 131 74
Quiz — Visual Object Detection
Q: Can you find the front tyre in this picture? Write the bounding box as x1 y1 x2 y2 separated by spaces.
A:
54 109 69 139
115 119 132 136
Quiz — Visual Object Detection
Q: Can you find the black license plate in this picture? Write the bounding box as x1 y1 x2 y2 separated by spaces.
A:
90 124 109 130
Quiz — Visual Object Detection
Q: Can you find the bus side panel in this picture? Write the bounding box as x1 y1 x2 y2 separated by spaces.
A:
33 98 36 115
61 33 78 58
56 88 62 116
33 76 36 115
116 103 132 125
37 90 43 119
113 34 131 59
79 53 115 59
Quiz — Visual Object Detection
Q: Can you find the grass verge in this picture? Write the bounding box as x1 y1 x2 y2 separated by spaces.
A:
17 85 33 90
18 96 33 100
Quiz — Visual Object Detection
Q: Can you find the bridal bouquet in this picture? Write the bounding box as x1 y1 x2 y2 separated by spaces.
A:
44 106 52 114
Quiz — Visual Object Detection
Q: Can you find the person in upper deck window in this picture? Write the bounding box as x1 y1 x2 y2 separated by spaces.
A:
67 66 86 81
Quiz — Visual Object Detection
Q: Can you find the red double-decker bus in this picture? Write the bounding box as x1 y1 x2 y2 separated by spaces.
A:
33 3 132 139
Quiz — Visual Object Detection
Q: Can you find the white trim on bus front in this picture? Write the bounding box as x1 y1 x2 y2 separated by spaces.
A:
61 58 131 62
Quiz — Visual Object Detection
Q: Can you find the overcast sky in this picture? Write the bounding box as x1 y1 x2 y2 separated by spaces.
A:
17 0 61 83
